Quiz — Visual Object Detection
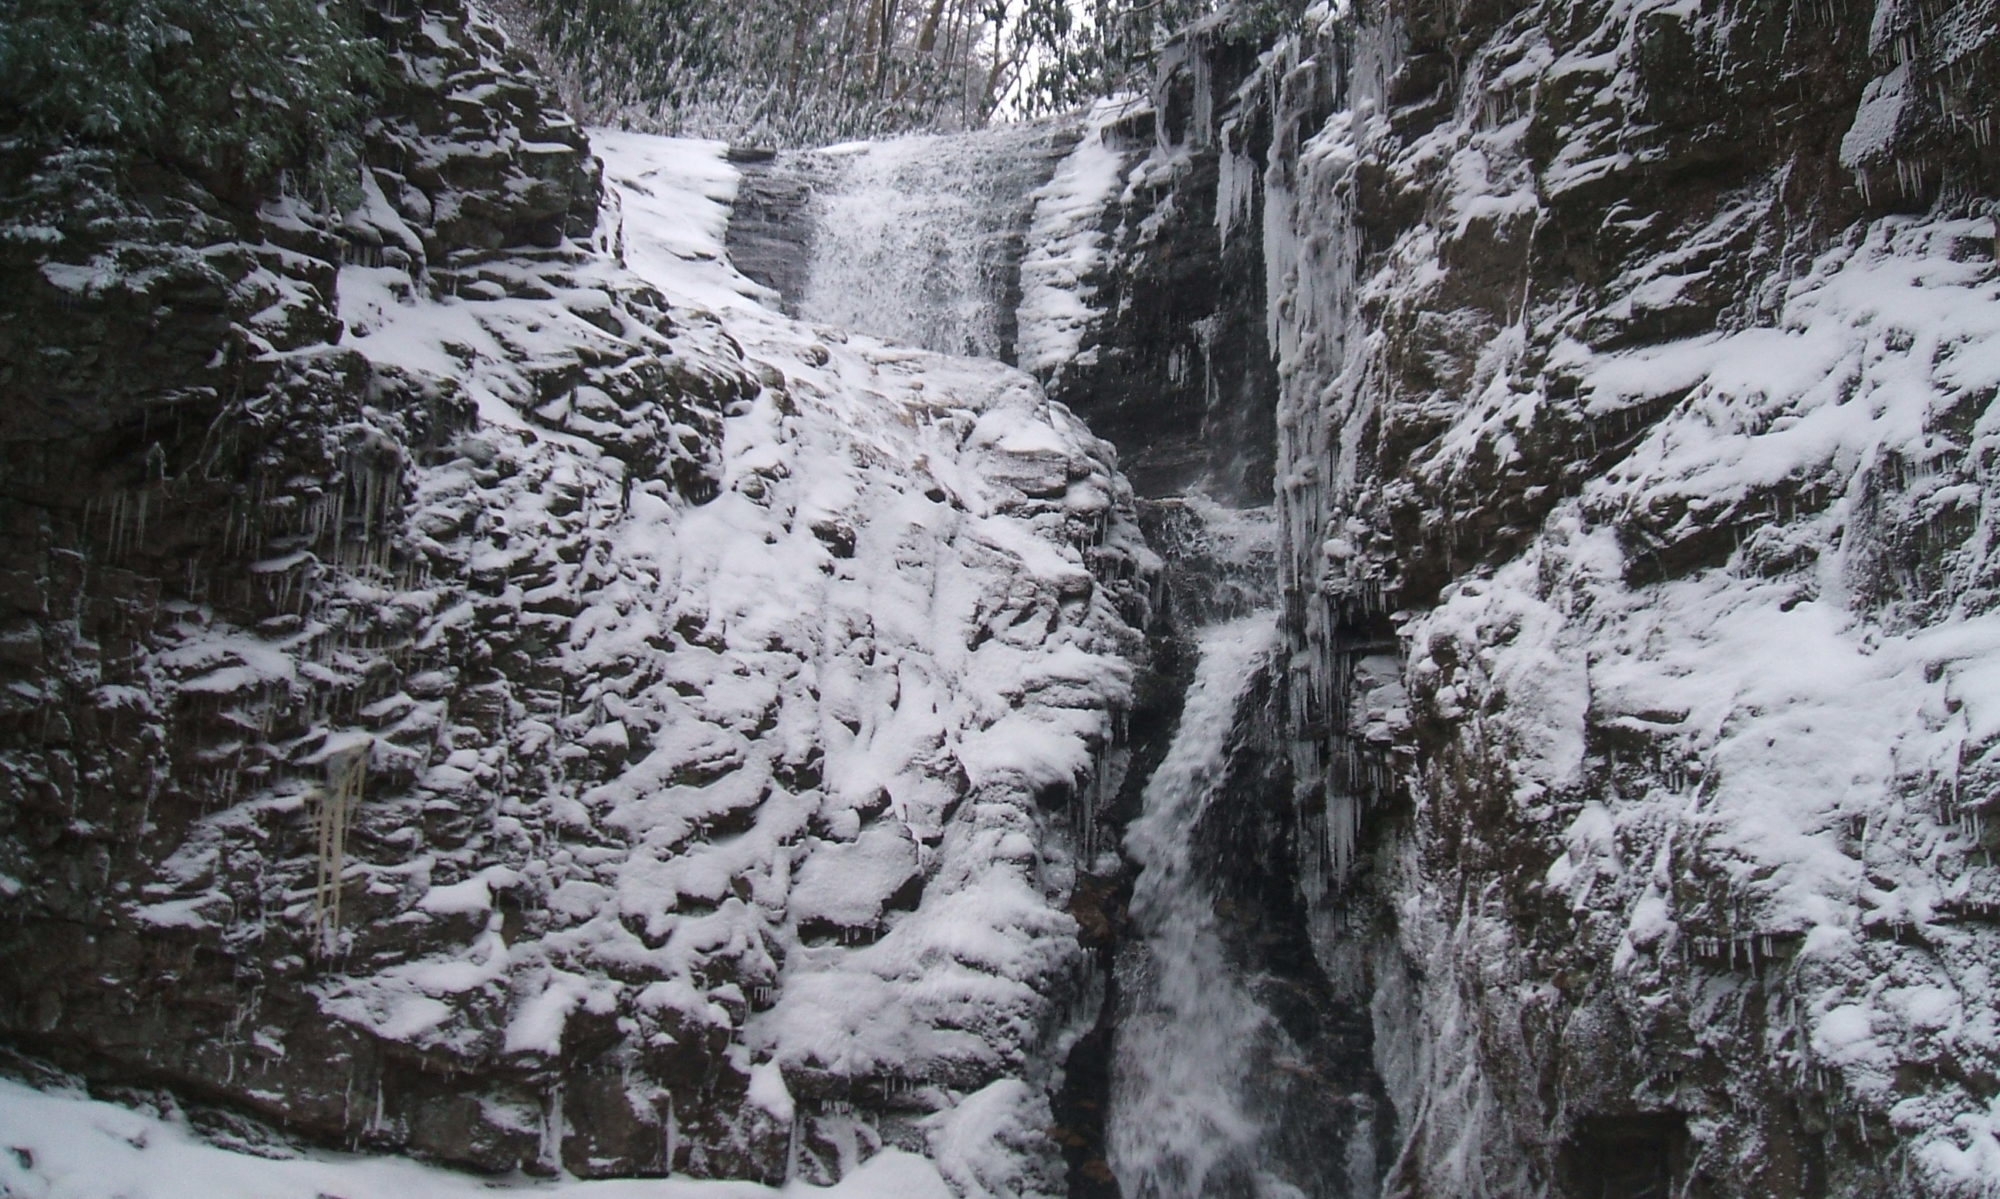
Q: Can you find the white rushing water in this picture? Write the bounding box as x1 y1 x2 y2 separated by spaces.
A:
797 124 1061 359
1110 610 1299 1199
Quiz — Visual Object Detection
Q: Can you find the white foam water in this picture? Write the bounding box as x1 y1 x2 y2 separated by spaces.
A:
797 124 1061 360
1108 610 1301 1199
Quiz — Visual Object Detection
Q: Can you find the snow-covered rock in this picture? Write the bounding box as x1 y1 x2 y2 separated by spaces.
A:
0 2 1149 1190
1243 0 2000 1193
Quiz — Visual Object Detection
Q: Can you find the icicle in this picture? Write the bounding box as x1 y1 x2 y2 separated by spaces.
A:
312 739 371 951
662 1093 679 1173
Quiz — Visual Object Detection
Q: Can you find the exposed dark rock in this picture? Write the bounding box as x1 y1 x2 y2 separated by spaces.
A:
1035 30 1281 508
724 152 840 311
0 0 749 1180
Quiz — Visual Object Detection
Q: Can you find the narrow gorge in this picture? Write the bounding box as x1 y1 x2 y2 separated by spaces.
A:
3 0 1999 1197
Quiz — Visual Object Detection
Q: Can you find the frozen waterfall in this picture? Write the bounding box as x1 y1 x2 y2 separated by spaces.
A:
772 116 1377 1196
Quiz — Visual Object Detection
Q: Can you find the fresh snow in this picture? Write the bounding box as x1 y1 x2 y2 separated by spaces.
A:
0 1077 947 1199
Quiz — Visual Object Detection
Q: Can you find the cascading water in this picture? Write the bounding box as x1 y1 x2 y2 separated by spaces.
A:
1108 611 1323 1199
776 111 1381 1197
796 124 1067 360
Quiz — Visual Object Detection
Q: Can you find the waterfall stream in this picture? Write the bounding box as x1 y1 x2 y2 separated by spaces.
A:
784 120 1370 1198
796 124 1067 360
1107 612 1313 1199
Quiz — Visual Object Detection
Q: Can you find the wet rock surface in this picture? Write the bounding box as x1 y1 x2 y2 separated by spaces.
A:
1030 46 1281 508
723 151 837 312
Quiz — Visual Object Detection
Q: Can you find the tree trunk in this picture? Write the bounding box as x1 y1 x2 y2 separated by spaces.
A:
873 0 901 94
785 6 811 96
980 20 1014 117
915 0 948 54
834 0 866 98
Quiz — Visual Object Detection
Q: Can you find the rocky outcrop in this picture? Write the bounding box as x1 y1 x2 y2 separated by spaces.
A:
1241 1 1999 1195
0 0 726 1173
1020 50 1281 508
719 147 831 312
0 0 1152 1190
1030 0 1998 1193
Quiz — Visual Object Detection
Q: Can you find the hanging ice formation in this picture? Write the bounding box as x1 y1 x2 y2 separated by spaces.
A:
312 735 372 950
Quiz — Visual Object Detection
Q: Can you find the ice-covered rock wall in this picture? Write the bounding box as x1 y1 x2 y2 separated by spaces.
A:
9 0 1999 1192
1005 56 1393 1197
0 0 1155 1191
1012 0 2000 1193
1242 0 2000 1194
1023 69 1281 507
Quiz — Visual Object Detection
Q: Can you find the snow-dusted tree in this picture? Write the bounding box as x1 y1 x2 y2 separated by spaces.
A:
504 0 1007 144
0 0 382 202
504 0 1313 145
1015 0 1313 111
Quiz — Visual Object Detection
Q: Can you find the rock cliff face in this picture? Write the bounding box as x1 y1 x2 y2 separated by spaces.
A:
1030 48 1280 509
7 0 2000 1193
1012 0 1999 1193
1082 0 2000 1195
0 1 1151 1190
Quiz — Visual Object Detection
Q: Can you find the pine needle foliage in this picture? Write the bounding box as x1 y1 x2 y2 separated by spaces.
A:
0 0 383 203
